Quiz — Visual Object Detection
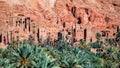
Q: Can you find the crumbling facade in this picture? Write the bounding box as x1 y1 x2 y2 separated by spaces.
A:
0 0 120 48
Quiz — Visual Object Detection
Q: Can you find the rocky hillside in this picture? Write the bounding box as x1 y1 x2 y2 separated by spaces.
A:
0 0 120 48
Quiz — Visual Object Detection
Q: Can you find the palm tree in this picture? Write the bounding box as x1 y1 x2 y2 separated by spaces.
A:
107 38 114 45
0 58 12 68
8 43 42 67
79 39 87 50
0 48 5 58
96 32 101 40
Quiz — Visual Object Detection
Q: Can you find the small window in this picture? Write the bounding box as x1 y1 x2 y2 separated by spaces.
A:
88 17 90 21
71 6 76 17
63 22 66 28
73 28 76 33
77 17 82 24
56 21 58 24
101 31 106 37
113 33 115 36
0 34 2 43
105 17 109 23
68 32 71 35
85 8 88 15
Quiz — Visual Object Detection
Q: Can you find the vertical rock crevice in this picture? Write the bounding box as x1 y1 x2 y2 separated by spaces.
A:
71 6 76 17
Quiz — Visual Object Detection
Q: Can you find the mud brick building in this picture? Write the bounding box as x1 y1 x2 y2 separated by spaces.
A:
0 0 120 48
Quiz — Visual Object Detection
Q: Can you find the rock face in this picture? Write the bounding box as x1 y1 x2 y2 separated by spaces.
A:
0 0 120 48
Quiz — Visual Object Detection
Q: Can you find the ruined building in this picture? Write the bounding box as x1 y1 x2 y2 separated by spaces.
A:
0 0 120 48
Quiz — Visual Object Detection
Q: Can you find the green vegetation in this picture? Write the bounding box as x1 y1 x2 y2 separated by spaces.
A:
0 41 102 68
0 31 120 68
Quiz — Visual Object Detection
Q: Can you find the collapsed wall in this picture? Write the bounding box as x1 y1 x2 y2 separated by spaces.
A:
0 0 120 47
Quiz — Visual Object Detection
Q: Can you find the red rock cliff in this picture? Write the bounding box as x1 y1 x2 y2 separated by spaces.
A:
0 0 120 48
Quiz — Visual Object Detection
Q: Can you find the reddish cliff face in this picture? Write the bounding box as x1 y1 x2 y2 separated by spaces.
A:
0 0 120 48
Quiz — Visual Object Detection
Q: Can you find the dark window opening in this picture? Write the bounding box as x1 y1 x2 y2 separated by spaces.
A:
56 21 58 24
106 26 110 29
37 28 40 39
113 33 116 36
73 28 76 37
66 4 68 8
84 29 87 41
7 32 9 43
88 17 90 21
101 31 106 37
90 38 92 42
117 26 119 32
68 32 71 35
112 3 118 6
19 18 22 24
85 8 89 15
28 23 30 32
31 20 34 22
96 49 103 52
28 19 31 32
106 33 108 37
106 39 109 42
73 28 76 33
16 21 18 26
66 29 68 32
24 18 27 28
63 22 66 28
16 36 19 42
3 36 6 44
6 21 8 23
105 17 109 23
77 17 82 24
18 14 24 16
0 34 2 43
58 32 62 41
27 17 30 24
23 21 24 24
71 6 76 17
27 17 30 20
112 25 115 29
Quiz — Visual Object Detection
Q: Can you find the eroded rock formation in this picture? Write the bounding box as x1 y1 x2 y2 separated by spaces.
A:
0 0 120 48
